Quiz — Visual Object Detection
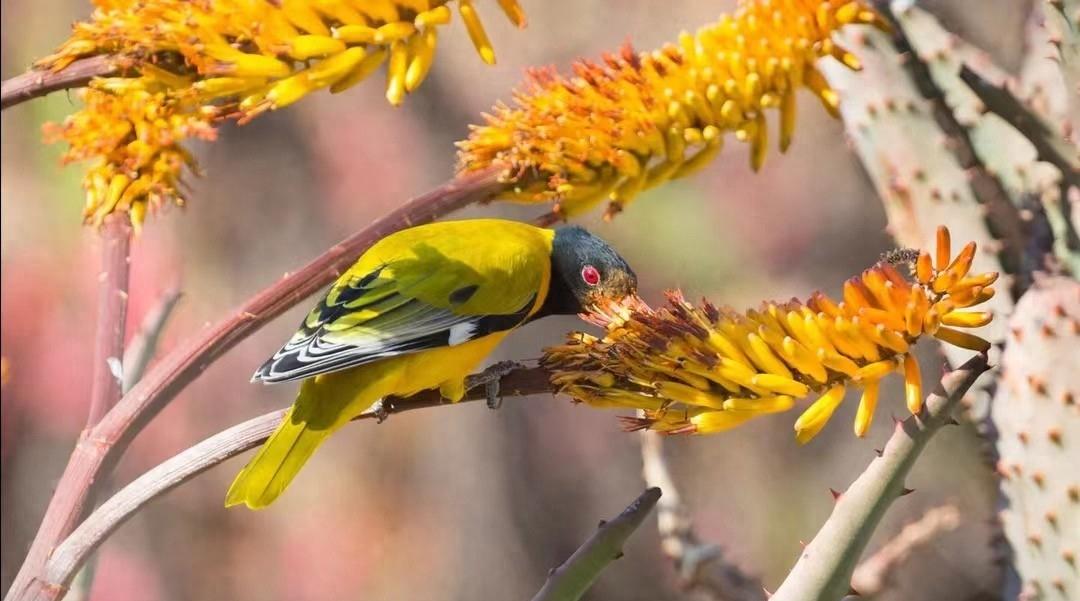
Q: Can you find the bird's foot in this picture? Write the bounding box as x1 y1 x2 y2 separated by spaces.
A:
468 360 526 410
369 399 390 423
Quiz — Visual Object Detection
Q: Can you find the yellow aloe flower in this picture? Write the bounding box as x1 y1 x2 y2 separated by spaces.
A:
458 0 887 219
544 226 997 443
37 0 526 227
43 0 523 107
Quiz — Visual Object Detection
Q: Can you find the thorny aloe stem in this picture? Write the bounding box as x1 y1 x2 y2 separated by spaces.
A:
40 364 553 594
530 488 662 601
4 168 505 601
770 353 989 601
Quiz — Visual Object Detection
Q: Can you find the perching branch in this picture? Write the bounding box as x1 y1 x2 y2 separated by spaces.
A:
5 168 506 601
850 504 961 597
639 432 767 601
0 56 124 110
38 363 553 594
530 488 662 601
958 65 1080 189
770 354 989 601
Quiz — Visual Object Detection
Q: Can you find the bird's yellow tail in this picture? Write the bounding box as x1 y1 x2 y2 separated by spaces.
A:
225 406 334 509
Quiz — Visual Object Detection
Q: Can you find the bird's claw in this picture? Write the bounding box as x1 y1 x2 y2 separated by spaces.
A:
370 399 390 423
485 380 502 410
469 360 525 410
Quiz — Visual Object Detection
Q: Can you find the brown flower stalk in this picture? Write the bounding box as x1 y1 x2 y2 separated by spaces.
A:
0 56 123 110
86 213 133 426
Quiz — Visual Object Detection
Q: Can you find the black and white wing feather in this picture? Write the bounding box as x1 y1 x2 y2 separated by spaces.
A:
252 265 534 383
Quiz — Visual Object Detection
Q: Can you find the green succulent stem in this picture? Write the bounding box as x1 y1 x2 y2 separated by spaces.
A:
772 354 989 601
530 488 662 601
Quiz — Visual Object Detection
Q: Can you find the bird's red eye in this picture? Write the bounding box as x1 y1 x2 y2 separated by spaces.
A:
581 265 601 286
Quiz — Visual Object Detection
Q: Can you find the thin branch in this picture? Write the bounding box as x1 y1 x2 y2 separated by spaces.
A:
850 504 961 597
0 56 124 110
121 289 183 394
5 168 506 601
770 354 989 601
958 65 1080 188
530 488 662 601
639 432 767 601
40 363 553 595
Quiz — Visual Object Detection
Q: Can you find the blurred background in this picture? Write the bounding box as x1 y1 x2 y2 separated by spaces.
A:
1 1 1031 599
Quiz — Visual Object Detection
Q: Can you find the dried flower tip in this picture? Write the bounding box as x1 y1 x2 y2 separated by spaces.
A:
544 226 996 443
457 0 885 219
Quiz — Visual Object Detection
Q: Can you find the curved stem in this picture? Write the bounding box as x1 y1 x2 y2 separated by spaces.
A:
41 365 553 593
5 168 507 601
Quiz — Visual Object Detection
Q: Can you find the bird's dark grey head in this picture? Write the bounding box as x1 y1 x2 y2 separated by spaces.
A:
540 226 637 316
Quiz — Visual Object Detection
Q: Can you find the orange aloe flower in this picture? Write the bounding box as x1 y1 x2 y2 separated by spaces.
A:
458 0 887 219
544 226 996 443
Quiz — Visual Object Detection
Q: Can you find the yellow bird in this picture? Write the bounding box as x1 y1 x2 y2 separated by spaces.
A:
227 219 637 508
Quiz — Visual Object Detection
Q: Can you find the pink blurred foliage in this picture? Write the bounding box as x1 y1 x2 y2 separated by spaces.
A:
0 226 184 441
88 545 165 601
277 505 377 600
1 244 97 444
304 95 432 231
